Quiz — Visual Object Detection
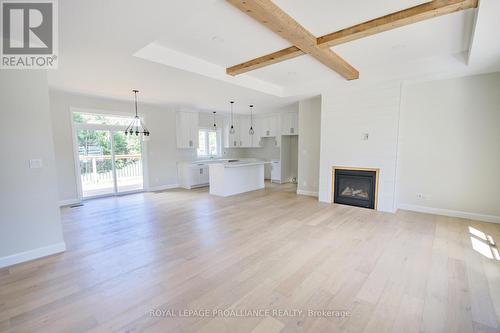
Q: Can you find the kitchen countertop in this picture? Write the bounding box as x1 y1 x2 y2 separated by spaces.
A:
180 158 271 167
210 161 270 168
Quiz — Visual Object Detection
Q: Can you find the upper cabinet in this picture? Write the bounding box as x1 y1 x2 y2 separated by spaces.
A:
224 115 261 148
224 115 240 148
176 111 199 149
222 111 298 148
251 117 262 147
281 111 299 135
239 116 253 148
260 114 279 138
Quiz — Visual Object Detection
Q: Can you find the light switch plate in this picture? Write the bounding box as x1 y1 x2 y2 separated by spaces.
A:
362 133 369 141
29 159 43 169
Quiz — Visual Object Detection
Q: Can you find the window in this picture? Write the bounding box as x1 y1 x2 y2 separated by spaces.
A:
197 129 220 157
73 112 132 126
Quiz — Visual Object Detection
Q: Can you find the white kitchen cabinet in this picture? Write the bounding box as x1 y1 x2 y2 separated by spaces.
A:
259 116 268 137
251 117 262 147
270 160 281 183
209 162 265 197
281 111 299 135
260 114 279 137
251 135 262 148
239 116 253 147
224 114 279 148
224 115 240 148
224 115 259 148
274 135 281 148
199 165 209 184
176 111 199 148
270 114 280 137
178 163 209 189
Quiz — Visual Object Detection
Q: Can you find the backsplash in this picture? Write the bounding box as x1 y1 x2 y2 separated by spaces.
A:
237 137 280 161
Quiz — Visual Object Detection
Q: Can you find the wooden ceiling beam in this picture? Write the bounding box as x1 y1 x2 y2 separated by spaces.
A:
226 46 303 76
317 0 479 47
226 0 359 80
226 0 478 76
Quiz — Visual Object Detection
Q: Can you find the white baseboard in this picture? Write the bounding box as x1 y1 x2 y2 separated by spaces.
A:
148 184 179 192
58 198 81 207
297 189 319 197
0 242 66 269
398 204 500 224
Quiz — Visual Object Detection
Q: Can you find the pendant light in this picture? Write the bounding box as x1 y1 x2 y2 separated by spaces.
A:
229 101 235 134
249 104 255 135
125 90 150 137
212 111 217 130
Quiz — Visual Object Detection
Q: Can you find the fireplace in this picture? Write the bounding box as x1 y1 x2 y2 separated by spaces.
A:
332 167 379 210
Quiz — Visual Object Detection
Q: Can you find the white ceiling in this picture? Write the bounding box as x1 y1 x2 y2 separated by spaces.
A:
48 0 499 113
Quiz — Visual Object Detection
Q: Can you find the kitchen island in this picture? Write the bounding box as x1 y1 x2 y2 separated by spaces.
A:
209 161 267 197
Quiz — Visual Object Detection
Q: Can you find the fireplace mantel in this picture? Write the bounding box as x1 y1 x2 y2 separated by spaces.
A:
331 166 380 210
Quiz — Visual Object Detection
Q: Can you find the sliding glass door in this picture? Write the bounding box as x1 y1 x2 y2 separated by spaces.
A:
77 129 115 197
113 132 143 193
74 112 145 199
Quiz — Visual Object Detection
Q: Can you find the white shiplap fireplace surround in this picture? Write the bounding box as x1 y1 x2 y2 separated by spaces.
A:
319 83 401 213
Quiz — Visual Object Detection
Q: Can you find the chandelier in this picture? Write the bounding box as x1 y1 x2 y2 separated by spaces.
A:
125 90 150 137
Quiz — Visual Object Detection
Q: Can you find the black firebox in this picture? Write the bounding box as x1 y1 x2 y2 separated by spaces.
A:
333 169 377 209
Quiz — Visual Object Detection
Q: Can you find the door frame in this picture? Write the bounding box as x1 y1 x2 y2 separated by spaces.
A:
70 108 148 201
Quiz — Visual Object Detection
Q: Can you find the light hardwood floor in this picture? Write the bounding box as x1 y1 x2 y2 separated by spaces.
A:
1 182 500 333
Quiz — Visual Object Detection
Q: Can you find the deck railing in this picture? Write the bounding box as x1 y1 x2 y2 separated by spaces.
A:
79 154 142 184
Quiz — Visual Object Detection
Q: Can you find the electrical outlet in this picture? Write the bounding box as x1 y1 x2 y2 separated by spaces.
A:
416 193 425 199
362 133 369 141
29 159 43 169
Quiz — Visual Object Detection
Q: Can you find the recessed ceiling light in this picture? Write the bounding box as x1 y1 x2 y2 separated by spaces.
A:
211 36 224 43
391 44 406 50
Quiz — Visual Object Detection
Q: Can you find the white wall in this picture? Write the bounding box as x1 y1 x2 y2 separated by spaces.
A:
297 96 321 195
317 72 500 221
397 72 500 222
50 90 192 202
319 83 402 212
0 72 65 268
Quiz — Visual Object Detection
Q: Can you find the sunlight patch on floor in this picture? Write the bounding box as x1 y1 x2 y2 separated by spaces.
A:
469 226 500 260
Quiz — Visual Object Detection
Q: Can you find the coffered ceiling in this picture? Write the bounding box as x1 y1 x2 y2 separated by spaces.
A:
48 0 499 113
